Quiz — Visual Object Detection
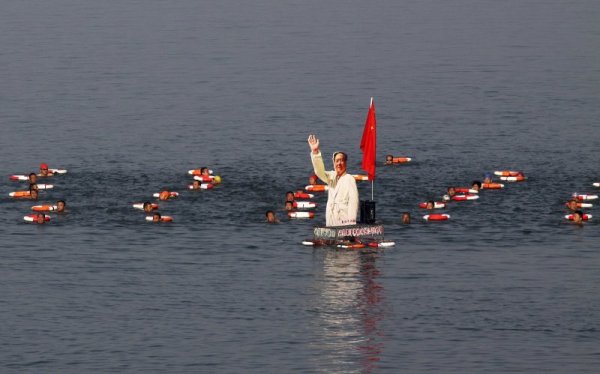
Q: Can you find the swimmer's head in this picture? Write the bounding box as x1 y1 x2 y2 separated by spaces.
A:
265 210 277 223
572 210 584 223
309 175 318 185
285 201 294 211
56 200 66 212
401 212 411 224
285 191 294 201
40 163 49 176
143 202 153 212
159 190 170 201
36 212 45 224
200 167 209 176
385 155 393 164
566 199 578 211
29 187 39 200
447 187 456 196
472 181 482 190
152 213 162 222
426 201 434 209
28 172 37 183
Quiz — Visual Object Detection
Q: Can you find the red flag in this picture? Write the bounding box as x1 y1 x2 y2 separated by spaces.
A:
360 97 376 180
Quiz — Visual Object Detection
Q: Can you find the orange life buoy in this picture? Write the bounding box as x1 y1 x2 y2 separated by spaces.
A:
367 241 396 248
494 170 523 177
188 183 214 190
500 175 526 182
305 184 328 192
565 214 591 221
31 205 57 212
337 242 366 249
454 187 478 194
293 201 317 209
452 194 479 201
573 194 598 201
418 202 446 209
482 183 504 189
24 214 51 223
188 169 213 176
353 174 370 181
288 211 315 219
294 192 314 199
153 191 179 200
9 191 31 198
423 213 450 221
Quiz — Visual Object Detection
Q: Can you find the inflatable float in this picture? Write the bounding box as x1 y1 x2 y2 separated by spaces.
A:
145 216 173 222
294 192 314 199
337 243 366 249
367 241 396 248
451 194 479 201
31 205 58 212
153 191 179 199
188 169 213 176
386 157 412 164
353 174 370 181
573 194 598 201
188 183 213 190
482 183 504 189
500 175 526 182
566 202 593 209
423 213 450 221
132 203 159 210
454 187 479 194
564 214 591 221
494 170 523 177
418 202 446 209
9 191 32 198
24 214 51 223
34 184 53 190
293 201 317 209
288 211 315 219
593 182 599 188
305 184 328 192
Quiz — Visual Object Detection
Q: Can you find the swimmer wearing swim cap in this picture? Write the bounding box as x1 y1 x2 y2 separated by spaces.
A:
158 191 170 201
309 175 318 185
39 163 49 177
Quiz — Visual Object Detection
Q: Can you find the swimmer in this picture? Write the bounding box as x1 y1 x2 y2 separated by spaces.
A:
401 212 411 224
566 199 579 212
265 210 279 223
385 155 394 165
443 187 456 202
36 213 46 224
483 173 493 184
190 179 202 190
29 186 39 201
152 213 162 222
572 210 584 224
285 201 294 211
56 200 66 213
471 181 482 192
309 174 318 185
285 191 295 202
143 202 154 213
28 172 38 184
425 201 435 210
200 167 210 176
158 190 171 201
39 163 50 177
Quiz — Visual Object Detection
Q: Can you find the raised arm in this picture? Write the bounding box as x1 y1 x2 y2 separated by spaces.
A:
308 134 329 185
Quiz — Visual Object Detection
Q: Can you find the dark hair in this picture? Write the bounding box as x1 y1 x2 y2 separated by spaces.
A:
333 152 348 162
265 210 274 217
574 210 583 216
37 212 45 218
428 201 434 205
57 200 66 206
29 172 36 177
472 181 482 188
286 191 294 196
200 167 208 173
402 212 410 216
153 212 162 219
143 202 151 208
386 155 393 159
285 200 293 206
29 184 39 192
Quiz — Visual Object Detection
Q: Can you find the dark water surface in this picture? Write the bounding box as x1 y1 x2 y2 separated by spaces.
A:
1 0 600 372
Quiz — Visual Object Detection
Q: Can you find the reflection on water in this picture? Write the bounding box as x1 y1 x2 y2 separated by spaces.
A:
311 249 386 373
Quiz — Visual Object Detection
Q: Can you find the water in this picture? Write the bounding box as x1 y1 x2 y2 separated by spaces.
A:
1 0 600 372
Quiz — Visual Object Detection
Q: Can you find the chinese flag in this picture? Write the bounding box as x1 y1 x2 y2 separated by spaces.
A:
360 97 376 180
